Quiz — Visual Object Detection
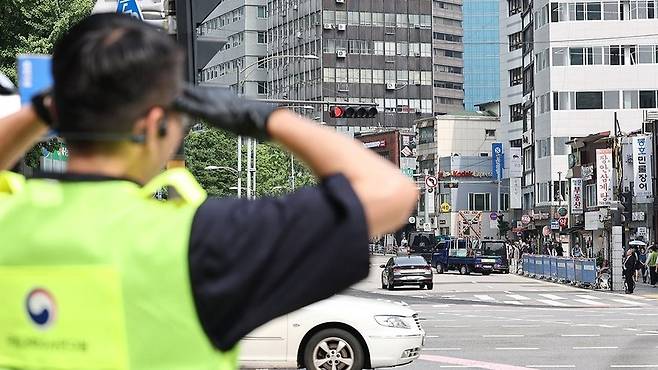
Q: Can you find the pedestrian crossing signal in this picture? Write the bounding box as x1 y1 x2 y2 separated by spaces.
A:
329 106 378 118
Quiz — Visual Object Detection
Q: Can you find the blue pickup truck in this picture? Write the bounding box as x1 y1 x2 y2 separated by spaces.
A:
431 238 507 275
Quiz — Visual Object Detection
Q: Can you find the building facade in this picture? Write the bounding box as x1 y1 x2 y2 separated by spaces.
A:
197 1 270 97
462 0 500 110
414 112 504 234
432 0 467 114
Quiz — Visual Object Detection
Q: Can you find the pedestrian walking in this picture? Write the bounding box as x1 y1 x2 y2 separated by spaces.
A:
555 242 564 257
637 246 648 283
0 14 418 369
572 244 582 258
624 249 638 294
647 246 658 287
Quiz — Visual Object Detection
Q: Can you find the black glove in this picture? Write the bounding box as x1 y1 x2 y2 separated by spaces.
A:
31 90 55 128
173 85 277 141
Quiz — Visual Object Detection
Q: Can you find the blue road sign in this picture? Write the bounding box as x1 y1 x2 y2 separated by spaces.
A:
492 142 504 180
17 55 52 105
117 0 144 20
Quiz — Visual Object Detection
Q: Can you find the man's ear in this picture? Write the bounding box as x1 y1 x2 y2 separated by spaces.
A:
135 107 166 143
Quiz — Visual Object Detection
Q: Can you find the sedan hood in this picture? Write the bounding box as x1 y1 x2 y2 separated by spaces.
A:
302 294 416 317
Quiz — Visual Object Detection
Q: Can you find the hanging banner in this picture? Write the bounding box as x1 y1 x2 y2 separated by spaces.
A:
508 147 523 178
633 135 653 200
570 178 583 214
425 188 435 214
510 177 522 209
492 142 504 180
596 148 613 206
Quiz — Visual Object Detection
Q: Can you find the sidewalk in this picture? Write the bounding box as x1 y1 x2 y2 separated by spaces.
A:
631 280 658 299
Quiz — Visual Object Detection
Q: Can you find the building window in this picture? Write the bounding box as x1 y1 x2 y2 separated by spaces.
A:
584 183 597 208
536 49 549 72
604 45 624 65
469 193 491 211
486 129 496 138
508 32 523 51
509 67 523 86
553 137 570 155
433 32 462 42
604 90 619 109
257 5 267 18
510 103 523 122
640 90 657 108
575 91 603 109
509 0 522 15
257 82 267 95
500 194 510 211
257 31 267 44
419 126 434 144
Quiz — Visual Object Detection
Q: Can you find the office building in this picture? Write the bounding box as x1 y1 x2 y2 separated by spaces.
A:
462 0 500 110
432 0 466 114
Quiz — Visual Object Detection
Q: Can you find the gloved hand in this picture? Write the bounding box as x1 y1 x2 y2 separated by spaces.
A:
173 85 277 141
31 90 55 128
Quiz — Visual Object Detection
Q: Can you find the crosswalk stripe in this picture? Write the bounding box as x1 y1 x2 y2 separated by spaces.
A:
504 300 523 305
474 294 496 301
507 294 530 300
575 294 600 300
536 299 569 307
538 293 566 300
611 298 647 306
574 298 607 306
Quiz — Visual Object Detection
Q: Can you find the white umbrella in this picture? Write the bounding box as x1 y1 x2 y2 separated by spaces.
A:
629 240 647 247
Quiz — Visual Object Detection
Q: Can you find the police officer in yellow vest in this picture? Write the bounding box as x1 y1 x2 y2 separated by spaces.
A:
0 14 417 370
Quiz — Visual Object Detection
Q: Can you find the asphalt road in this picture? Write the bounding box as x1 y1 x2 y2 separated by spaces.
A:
346 255 658 369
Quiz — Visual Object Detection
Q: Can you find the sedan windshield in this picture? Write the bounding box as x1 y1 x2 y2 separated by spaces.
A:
395 256 428 265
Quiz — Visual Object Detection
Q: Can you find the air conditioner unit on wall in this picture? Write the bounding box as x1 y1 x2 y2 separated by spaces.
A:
336 0 345 3
323 23 334 30
336 49 347 58
337 23 346 31
386 82 396 90
413 80 421 85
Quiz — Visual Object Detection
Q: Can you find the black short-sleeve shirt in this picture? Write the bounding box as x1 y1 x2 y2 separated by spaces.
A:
188 174 370 351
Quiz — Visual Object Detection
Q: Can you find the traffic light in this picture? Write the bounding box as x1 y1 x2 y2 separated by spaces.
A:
329 106 378 118
619 191 632 222
497 214 510 238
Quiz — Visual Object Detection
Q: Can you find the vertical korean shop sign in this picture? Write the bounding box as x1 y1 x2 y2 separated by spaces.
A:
570 178 583 214
633 135 653 200
596 148 613 206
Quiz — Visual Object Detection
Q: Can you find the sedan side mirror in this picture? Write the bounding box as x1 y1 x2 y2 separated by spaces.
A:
379 264 386 268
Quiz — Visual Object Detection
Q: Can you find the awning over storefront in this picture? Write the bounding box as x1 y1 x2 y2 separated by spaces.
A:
560 224 585 234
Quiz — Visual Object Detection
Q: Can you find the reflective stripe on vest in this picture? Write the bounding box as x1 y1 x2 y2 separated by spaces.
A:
0 169 238 370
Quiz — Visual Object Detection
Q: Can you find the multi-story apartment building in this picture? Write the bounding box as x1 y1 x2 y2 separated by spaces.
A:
432 0 466 114
197 1 270 97
462 0 500 110
267 0 438 127
501 0 658 237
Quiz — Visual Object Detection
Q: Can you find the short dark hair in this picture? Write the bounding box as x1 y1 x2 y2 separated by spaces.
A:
52 13 183 142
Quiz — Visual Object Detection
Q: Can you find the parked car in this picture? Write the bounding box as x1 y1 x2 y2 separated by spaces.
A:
381 255 434 290
240 295 425 370
407 232 437 263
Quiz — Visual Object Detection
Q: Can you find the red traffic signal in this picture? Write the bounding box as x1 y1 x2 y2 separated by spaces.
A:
329 106 345 118
329 106 378 119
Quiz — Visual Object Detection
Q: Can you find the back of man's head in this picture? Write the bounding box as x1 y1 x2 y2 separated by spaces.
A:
52 13 182 145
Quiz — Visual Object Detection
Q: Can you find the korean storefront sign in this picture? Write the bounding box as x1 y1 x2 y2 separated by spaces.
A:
570 178 583 214
596 148 613 206
633 135 653 200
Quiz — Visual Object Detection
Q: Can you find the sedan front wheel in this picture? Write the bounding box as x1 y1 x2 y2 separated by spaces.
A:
303 328 365 370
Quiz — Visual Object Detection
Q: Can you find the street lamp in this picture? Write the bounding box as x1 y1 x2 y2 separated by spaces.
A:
205 165 241 198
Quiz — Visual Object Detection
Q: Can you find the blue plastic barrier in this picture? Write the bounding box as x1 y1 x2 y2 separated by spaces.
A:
556 257 567 281
581 259 597 286
565 258 576 282
575 259 584 284
551 257 559 280
524 256 532 275
535 256 543 278
543 255 551 278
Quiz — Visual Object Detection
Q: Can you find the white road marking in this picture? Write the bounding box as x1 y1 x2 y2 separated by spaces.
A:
504 300 523 305
423 348 462 351
573 346 618 350
412 295 425 298
625 328 640 332
561 334 600 337
507 294 531 300
610 365 658 368
575 294 600 300
575 314 604 317
483 334 525 338
474 294 496 301
495 347 539 350
526 366 576 368
441 325 471 328
538 293 566 300
601 318 635 321
537 299 569 307
636 333 658 336
612 299 647 306
574 298 607 306
503 325 541 328
426 335 440 338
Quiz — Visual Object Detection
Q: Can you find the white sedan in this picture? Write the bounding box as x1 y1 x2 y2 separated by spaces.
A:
240 295 425 370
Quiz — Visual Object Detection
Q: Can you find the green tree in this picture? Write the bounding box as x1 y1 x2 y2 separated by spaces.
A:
184 125 315 198
0 0 95 168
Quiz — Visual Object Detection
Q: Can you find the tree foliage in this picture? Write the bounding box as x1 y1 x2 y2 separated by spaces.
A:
1 0 94 168
184 126 315 198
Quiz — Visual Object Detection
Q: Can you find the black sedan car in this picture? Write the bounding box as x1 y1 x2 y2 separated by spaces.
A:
381 255 434 290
